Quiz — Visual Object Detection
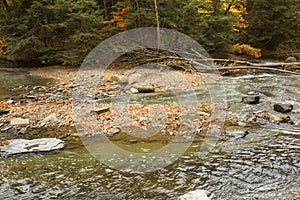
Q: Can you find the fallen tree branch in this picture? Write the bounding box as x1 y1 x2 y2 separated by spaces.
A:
204 58 300 67
218 66 300 75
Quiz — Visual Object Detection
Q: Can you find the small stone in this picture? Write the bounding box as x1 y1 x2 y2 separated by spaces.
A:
107 126 121 136
119 77 128 85
242 95 260 104
139 117 147 122
6 100 14 104
92 107 110 114
26 95 36 99
178 190 211 200
134 84 155 93
247 91 259 95
1 127 11 132
18 127 27 135
238 121 247 127
130 88 139 94
40 114 58 124
10 118 30 126
274 103 293 113
33 86 42 90
57 88 64 92
69 84 78 89
0 109 9 115
169 131 175 136
199 111 210 116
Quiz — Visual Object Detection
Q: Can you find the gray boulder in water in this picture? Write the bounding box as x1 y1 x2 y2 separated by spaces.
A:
242 95 260 104
178 190 212 200
0 138 65 158
274 103 293 113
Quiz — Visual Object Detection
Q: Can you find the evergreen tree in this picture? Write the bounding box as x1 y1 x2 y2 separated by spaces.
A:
0 0 105 65
246 0 300 50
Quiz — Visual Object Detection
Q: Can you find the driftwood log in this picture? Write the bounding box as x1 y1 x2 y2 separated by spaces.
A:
114 49 300 75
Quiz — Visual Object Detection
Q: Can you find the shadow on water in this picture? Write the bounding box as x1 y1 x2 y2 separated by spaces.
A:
0 71 299 199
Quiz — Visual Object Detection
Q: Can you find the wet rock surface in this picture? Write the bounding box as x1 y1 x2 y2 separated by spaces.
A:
242 95 260 104
10 118 30 126
0 109 9 115
0 138 64 158
274 103 293 113
178 190 212 200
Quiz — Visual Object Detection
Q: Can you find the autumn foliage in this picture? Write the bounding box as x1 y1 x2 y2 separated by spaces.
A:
106 4 129 31
0 38 5 55
233 43 261 58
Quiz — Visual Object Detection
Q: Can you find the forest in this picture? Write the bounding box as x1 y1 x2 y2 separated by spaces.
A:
0 0 299 66
0 1 300 199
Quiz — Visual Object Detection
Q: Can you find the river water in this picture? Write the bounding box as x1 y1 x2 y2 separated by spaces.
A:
0 70 299 199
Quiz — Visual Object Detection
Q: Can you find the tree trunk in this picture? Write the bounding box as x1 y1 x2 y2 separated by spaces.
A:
224 0 235 14
153 0 160 50
212 0 220 15
135 0 141 27
103 0 109 19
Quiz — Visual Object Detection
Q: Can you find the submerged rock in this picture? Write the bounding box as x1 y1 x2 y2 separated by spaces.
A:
0 138 64 158
248 111 293 125
178 190 212 200
226 127 250 140
274 103 293 113
242 95 260 104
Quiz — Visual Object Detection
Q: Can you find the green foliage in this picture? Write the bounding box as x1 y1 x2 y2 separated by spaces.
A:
0 0 106 65
179 0 236 57
0 0 299 64
246 0 300 50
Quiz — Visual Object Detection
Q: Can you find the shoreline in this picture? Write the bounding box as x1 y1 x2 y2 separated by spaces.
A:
0 66 238 143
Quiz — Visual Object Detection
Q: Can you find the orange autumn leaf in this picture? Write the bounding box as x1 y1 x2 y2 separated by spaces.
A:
106 6 129 31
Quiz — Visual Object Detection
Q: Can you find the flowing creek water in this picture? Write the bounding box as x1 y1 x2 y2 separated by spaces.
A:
0 70 299 199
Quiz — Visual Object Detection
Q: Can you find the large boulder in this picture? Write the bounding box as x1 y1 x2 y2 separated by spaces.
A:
0 138 65 158
285 56 297 63
178 190 212 200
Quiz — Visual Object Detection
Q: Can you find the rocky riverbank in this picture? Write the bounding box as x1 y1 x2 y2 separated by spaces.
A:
0 66 243 143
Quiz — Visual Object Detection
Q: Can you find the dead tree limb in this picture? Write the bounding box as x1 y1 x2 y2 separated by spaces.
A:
218 66 300 75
